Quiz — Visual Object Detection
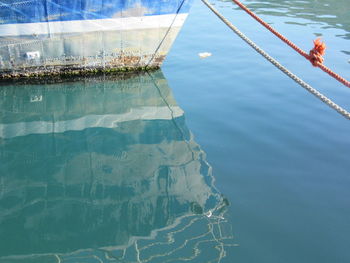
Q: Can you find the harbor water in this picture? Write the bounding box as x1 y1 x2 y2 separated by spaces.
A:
1 0 350 262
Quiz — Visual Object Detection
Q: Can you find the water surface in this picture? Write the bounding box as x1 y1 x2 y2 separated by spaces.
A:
163 0 350 262
1 0 350 262
0 72 234 262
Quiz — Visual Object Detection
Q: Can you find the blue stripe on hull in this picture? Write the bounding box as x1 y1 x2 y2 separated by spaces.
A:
0 0 192 24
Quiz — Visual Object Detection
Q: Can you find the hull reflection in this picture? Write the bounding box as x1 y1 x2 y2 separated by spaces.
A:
0 71 234 262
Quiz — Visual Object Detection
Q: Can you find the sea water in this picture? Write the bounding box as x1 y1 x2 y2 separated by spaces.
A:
164 0 350 262
0 0 350 262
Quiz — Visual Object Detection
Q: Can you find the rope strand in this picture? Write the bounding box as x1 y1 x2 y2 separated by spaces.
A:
201 0 350 120
230 0 350 88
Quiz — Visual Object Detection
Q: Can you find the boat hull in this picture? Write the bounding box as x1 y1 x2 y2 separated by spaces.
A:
0 0 191 77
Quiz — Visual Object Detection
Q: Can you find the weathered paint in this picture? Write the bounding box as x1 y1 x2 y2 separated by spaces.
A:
0 0 191 78
0 0 191 24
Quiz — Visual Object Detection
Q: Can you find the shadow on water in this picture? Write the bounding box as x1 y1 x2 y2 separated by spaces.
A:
220 0 350 39
0 71 235 262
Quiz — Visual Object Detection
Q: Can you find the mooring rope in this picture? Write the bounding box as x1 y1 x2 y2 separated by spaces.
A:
145 0 187 68
230 0 350 88
201 0 350 120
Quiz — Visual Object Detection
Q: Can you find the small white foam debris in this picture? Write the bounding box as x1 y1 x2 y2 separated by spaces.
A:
206 210 213 218
198 52 212 59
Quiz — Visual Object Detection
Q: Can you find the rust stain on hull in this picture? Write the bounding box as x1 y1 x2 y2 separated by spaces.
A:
0 25 178 80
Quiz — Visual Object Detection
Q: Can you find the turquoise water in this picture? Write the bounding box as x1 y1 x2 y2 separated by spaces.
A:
1 0 350 262
0 72 233 262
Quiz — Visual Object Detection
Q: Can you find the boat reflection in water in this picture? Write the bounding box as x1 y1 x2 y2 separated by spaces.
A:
0 71 234 263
